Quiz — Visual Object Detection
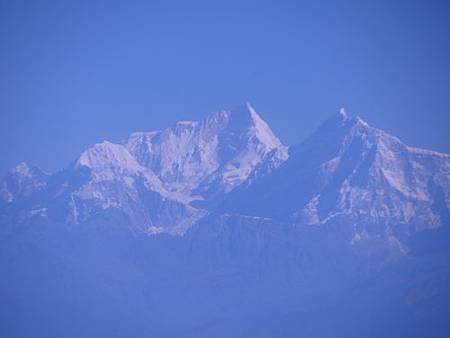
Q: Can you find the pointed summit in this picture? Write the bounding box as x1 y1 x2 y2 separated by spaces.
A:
229 102 265 124
9 162 48 180
1 162 49 204
219 106 450 238
75 141 143 181
339 107 349 120
1 103 449 240
304 108 375 148
10 162 31 177
327 106 350 125
224 102 285 149
217 102 258 127
124 103 288 199
231 102 258 118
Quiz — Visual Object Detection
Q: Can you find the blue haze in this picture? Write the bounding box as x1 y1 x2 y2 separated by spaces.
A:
1 7 450 332
1 0 450 175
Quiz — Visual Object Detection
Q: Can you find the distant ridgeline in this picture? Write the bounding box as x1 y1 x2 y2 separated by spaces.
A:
1 104 449 338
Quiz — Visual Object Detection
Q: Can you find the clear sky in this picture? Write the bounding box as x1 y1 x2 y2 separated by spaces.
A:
1 0 449 175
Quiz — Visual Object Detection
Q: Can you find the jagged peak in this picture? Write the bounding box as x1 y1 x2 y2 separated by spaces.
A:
338 107 349 120
306 108 450 161
77 141 140 171
322 107 370 128
228 102 263 123
310 108 354 137
296 108 390 158
82 140 124 154
9 162 48 179
231 101 257 115
1 162 48 203
316 107 374 133
11 162 31 176
206 102 261 125
124 103 286 152
222 103 285 149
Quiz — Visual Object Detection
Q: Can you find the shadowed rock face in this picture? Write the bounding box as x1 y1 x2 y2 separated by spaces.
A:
218 110 450 242
124 103 288 198
2 105 448 239
1 105 450 338
0 104 287 235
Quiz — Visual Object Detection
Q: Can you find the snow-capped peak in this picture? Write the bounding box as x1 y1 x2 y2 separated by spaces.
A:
74 141 147 184
225 107 450 239
8 162 49 181
77 141 140 171
123 103 288 198
1 103 449 240
339 107 349 120
235 102 285 149
1 162 49 204
11 162 32 177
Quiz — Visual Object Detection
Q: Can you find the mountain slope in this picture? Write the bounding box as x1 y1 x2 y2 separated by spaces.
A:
1 105 449 239
218 109 450 242
124 103 288 199
0 104 287 235
0 141 203 235
1 104 450 338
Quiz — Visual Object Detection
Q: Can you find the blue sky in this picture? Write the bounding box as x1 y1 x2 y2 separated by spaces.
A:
1 0 449 174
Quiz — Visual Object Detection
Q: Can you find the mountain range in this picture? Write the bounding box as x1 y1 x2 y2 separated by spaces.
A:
2 103 448 240
1 103 449 338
